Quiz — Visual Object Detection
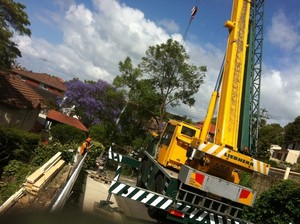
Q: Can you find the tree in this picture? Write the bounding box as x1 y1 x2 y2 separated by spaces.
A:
113 57 161 120
89 123 117 147
114 39 206 127
256 123 284 161
243 180 300 224
59 79 126 127
284 116 300 143
140 39 206 124
114 57 162 135
0 0 31 69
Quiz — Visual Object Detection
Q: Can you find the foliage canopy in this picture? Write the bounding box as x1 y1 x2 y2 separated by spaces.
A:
243 180 300 224
114 39 206 125
284 116 300 143
0 0 31 69
257 123 284 161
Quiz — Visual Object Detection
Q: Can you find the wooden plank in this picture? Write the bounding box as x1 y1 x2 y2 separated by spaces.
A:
40 152 62 172
26 152 61 184
44 156 61 172
26 169 43 184
0 188 25 214
33 160 65 190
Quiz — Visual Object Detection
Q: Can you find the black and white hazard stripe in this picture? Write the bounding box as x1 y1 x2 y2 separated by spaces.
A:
175 203 245 224
108 146 123 163
109 181 173 210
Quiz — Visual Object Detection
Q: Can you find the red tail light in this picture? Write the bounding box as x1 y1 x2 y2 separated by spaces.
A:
168 209 184 218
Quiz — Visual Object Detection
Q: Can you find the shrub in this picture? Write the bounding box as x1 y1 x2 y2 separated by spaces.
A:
50 124 86 144
243 180 300 223
239 171 253 188
0 126 39 170
0 160 34 204
83 141 105 170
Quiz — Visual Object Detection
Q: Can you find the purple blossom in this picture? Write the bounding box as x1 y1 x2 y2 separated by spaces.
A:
58 79 125 127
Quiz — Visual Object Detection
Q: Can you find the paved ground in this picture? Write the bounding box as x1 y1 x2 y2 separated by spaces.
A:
82 171 123 222
81 170 156 224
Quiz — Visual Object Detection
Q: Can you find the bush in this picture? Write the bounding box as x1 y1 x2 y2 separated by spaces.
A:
0 126 40 171
31 142 78 166
239 171 253 188
268 159 278 167
0 160 34 204
50 124 86 144
83 141 105 170
243 180 300 223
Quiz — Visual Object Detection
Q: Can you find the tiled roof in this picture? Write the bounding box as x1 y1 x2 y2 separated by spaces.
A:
197 121 216 134
47 109 88 132
12 68 66 92
0 72 43 109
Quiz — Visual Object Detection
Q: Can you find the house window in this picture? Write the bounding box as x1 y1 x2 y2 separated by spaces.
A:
276 153 282 160
19 75 26 81
39 83 48 90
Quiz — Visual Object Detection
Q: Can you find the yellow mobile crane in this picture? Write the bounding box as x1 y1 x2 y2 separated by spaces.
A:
157 0 269 183
105 0 269 223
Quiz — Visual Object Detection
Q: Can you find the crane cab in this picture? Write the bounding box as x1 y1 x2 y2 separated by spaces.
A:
156 120 200 170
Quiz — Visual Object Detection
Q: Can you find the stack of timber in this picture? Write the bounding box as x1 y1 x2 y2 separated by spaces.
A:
24 152 65 195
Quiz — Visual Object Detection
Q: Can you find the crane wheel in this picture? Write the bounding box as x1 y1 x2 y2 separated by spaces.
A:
148 174 167 221
136 160 147 188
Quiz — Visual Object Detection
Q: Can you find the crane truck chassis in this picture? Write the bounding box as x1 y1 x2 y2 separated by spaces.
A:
106 140 252 224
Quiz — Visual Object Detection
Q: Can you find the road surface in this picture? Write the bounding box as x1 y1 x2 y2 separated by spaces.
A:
116 196 156 224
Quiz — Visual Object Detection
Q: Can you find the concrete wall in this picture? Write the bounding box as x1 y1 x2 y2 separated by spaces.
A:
252 168 300 197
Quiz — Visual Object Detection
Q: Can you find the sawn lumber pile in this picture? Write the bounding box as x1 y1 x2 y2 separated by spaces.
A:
24 152 65 195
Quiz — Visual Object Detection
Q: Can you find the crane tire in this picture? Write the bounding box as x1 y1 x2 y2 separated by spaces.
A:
148 174 167 221
136 160 147 188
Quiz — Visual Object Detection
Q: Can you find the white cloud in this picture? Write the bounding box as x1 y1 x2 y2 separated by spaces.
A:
16 0 172 82
267 10 300 51
158 19 180 33
261 65 300 126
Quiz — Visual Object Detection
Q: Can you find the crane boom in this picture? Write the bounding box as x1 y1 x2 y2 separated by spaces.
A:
215 0 251 150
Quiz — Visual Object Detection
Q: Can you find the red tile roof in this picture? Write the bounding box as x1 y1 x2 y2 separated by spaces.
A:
47 109 88 132
0 72 43 109
197 121 216 134
12 68 66 92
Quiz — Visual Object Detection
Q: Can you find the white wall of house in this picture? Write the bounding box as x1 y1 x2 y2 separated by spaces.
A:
285 150 300 164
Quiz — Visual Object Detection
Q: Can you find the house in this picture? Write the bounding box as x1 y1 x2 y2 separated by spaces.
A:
271 144 300 165
11 68 69 130
196 121 216 141
0 72 44 131
11 68 65 96
46 109 88 132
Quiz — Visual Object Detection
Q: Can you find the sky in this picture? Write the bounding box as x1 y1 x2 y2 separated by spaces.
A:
15 0 300 127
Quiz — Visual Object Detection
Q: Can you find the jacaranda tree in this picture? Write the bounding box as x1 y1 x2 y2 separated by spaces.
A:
58 78 126 128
